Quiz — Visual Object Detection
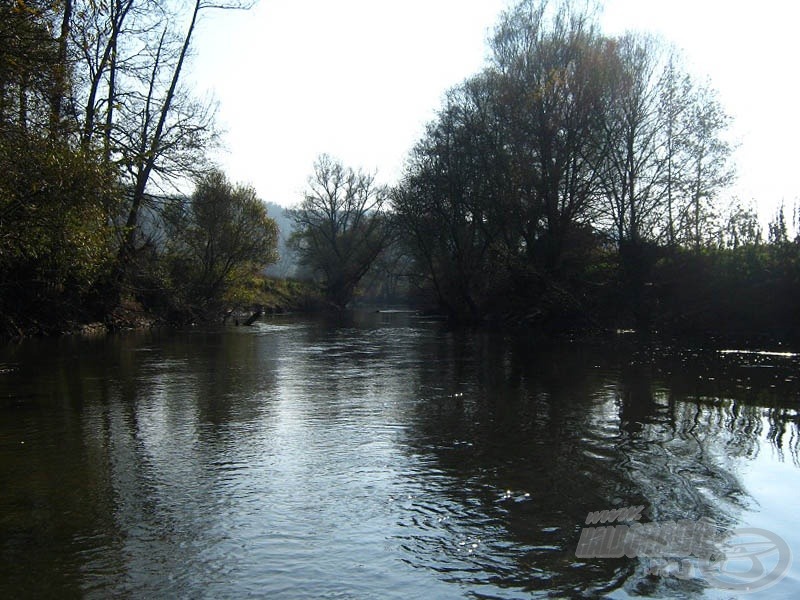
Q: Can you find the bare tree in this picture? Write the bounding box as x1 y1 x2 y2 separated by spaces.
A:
597 36 734 250
72 0 139 154
118 0 213 258
288 155 392 309
596 33 667 246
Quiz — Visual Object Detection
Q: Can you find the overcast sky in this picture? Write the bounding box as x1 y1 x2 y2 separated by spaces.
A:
190 0 800 219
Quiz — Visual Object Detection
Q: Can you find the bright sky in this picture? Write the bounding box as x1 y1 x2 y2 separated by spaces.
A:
191 0 800 219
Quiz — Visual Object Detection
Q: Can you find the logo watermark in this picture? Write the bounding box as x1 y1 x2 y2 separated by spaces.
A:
575 506 792 593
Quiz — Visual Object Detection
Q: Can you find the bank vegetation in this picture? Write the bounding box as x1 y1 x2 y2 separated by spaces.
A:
2 0 798 340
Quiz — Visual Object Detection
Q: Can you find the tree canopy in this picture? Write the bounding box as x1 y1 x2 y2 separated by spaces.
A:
394 0 738 326
289 155 393 309
0 0 267 335
163 170 279 315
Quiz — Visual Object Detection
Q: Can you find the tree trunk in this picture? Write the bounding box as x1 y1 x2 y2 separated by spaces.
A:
118 0 202 274
243 307 263 326
49 0 72 136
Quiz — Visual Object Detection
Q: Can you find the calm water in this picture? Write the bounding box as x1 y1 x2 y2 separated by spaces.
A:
1 312 799 598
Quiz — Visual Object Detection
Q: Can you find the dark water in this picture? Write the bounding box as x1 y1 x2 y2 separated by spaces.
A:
1 312 798 598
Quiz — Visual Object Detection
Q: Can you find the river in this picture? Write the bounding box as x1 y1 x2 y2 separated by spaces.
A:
1 312 798 598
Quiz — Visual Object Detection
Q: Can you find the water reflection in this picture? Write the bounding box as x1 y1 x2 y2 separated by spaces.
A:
397 332 799 597
0 317 798 598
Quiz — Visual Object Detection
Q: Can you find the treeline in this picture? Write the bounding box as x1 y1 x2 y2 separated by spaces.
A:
393 0 735 327
3 0 799 338
1 0 283 337
288 0 799 337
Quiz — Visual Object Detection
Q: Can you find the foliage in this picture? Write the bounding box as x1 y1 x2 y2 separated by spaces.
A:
394 0 737 326
161 170 279 318
0 1 62 132
0 124 118 335
0 0 264 335
1 0 797 339
223 274 323 313
718 199 762 248
650 244 800 337
0 1 118 335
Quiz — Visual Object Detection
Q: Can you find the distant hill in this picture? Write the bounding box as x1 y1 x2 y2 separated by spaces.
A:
264 201 299 278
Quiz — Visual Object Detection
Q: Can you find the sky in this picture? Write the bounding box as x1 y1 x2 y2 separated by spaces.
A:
190 0 800 219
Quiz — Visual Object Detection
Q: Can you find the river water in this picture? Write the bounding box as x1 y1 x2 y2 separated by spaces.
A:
1 312 798 598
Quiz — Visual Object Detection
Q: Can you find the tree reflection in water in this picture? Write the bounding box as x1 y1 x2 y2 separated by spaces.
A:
399 331 799 597
0 319 797 598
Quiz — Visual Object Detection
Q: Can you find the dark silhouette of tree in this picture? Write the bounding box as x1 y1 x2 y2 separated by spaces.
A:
490 0 609 272
288 155 392 309
394 0 737 325
394 73 511 320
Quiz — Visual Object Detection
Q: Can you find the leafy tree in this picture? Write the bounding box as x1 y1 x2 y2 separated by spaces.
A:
0 1 63 132
397 0 615 321
0 126 118 335
163 170 278 315
768 203 789 245
62 0 252 297
288 155 392 309
394 74 511 320
0 1 121 335
682 84 735 248
395 0 736 325
719 199 762 249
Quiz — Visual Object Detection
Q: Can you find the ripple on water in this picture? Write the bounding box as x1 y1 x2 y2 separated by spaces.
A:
1 321 800 598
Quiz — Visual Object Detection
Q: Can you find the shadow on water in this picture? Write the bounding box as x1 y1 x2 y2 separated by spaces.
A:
0 317 798 598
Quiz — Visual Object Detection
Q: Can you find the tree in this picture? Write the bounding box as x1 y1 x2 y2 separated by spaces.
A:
0 127 118 335
682 84 735 248
595 36 734 250
0 1 62 131
63 1 252 295
394 0 738 325
768 203 789 246
394 73 511 320
72 0 139 155
719 199 761 249
396 0 613 321
658 54 695 246
288 155 392 309
596 33 667 247
114 0 217 262
164 170 278 314
490 0 608 271
1 0 270 334
0 1 121 336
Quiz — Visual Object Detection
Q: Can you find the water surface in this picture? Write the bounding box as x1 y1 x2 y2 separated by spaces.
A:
1 313 798 598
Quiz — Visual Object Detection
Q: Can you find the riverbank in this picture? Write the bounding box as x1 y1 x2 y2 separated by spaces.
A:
0 276 324 341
